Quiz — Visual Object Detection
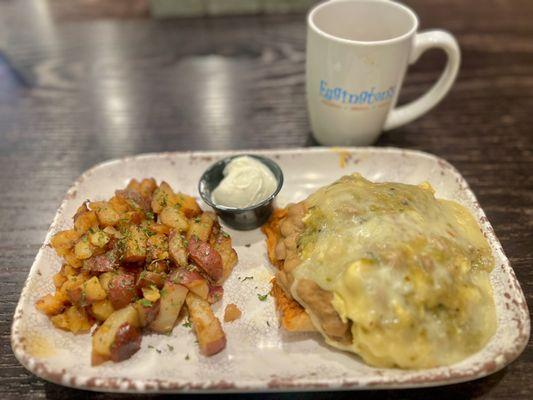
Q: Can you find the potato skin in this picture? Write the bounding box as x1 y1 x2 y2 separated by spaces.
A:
187 236 223 282
108 274 136 309
109 323 142 362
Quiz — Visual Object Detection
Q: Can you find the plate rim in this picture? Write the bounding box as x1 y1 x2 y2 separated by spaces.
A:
11 146 531 393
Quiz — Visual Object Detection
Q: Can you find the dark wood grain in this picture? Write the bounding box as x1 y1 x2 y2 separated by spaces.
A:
0 0 531 399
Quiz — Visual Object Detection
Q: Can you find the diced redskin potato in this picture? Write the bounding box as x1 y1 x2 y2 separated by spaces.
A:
74 210 99 235
211 231 238 283
149 281 188 333
88 229 110 247
74 236 94 260
108 195 130 214
168 230 188 268
83 252 117 273
65 306 93 333
92 305 140 364
64 251 83 268
188 236 223 282
160 206 189 232
139 178 157 199
123 225 147 262
224 303 242 322
151 182 176 213
116 189 151 212
91 201 121 227
36 293 66 316
147 233 169 261
50 313 69 330
142 286 160 302
169 268 209 299
208 285 224 304
50 230 80 257
108 274 136 309
134 300 160 327
149 223 170 235
82 276 107 303
175 193 202 218
185 292 226 356
91 299 115 321
109 323 142 362
136 270 166 290
98 271 116 292
187 212 215 242
53 272 67 289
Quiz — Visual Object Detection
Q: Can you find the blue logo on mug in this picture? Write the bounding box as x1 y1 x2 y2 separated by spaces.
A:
319 80 396 107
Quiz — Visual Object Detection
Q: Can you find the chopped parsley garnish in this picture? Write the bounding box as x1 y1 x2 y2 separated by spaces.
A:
145 211 155 221
185 354 190 361
257 293 268 301
182 319 192 328
148 345 154 349
139 299 152 307
167 344 174 351
194 217 201 223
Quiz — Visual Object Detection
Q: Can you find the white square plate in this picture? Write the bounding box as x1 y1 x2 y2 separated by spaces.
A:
11 147 529 393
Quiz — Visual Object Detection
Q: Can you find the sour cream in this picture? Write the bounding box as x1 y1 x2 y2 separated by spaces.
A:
211 156 277 208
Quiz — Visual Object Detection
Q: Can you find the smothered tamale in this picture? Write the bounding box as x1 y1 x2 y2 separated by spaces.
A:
264 174 496 369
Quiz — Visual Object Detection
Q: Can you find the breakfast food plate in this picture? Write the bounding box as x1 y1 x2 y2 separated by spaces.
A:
11 147 529 393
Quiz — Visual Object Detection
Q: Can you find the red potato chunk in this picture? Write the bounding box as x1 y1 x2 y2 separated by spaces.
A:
185 292 226 356
208 285 224 304
187 236 223 282
109 323 142 363
115 189 151 212
108 274 136 309
83 251 117 273
149 281 188 333
136 271 166 290
168 230 188 268
169 268 209 300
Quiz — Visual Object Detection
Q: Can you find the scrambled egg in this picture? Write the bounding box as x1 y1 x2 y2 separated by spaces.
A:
290 174 496 368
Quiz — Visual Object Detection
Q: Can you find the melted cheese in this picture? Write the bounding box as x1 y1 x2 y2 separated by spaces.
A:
290 174 496 368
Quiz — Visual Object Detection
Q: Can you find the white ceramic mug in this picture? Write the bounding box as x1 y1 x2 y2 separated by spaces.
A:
306 0 460 145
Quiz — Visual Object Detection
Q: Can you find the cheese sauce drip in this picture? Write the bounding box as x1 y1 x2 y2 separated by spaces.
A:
291 174 496 368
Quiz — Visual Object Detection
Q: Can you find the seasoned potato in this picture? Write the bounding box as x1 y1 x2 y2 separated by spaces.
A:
187 212 215 242
211 231 238 283
134 299 160 327
36 293 66 316
91 201 121 227
108 273 136 309
147 233 169 261
186 292 226 356
92 305 139 364
188 236 223 282
136 270 166 290
50 230 79 257
149 281 188 333
39 179 239 365
139 178 157 199
160 206 189 232
122 225 147 262
168 230 188 268
91 299 115 321
65 306 93 333
175 193 202 218
74 210 99 235
74 236 94 260
151 181 176 213
169 268 209 300
82 276 107 303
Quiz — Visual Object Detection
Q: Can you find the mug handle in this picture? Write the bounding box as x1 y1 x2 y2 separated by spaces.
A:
384 30 460 131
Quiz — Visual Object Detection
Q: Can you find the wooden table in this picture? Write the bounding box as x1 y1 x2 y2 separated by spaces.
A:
0 0 531 398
